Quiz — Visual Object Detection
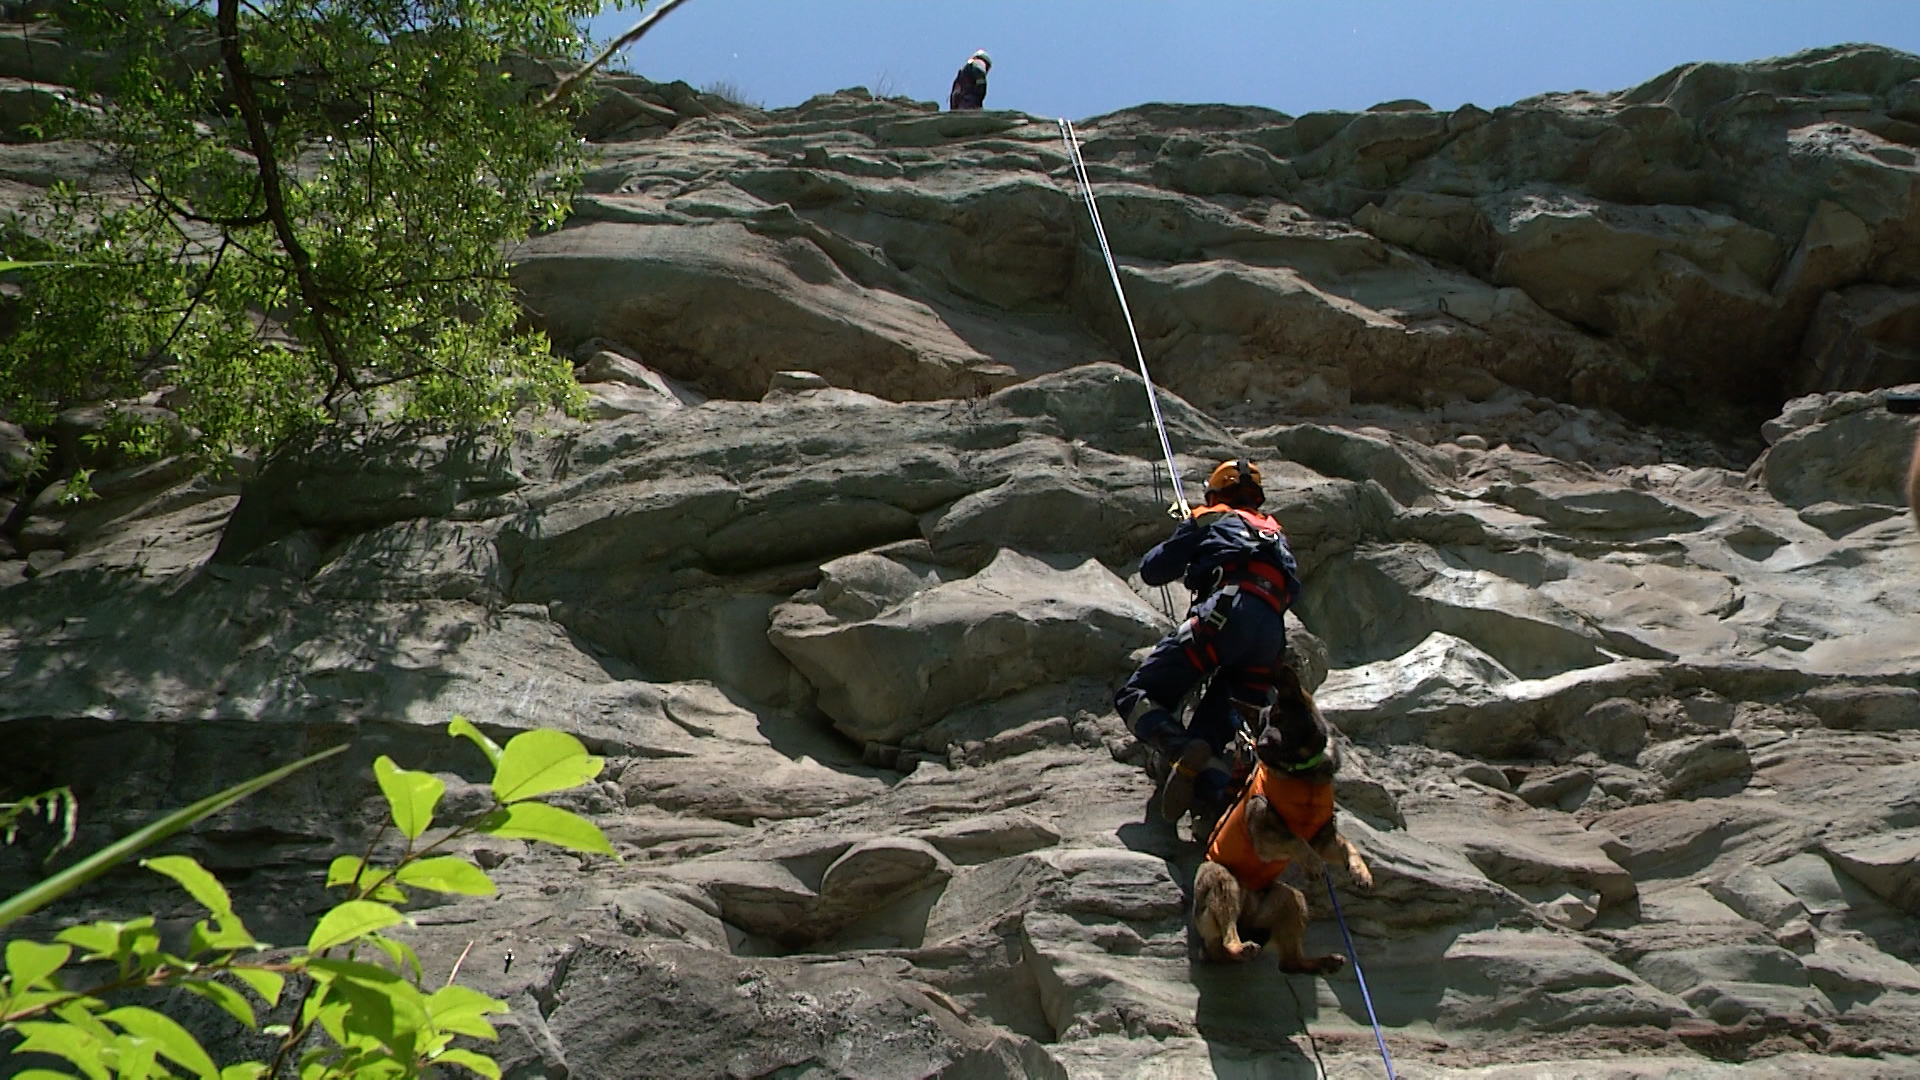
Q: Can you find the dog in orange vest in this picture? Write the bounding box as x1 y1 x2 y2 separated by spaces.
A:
1193 667 1372 971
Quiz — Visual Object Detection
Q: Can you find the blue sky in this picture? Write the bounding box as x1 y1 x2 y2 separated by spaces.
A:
591 0 1920 120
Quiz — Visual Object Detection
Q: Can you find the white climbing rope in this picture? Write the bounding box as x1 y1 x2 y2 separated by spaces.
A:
1057 118 1190 516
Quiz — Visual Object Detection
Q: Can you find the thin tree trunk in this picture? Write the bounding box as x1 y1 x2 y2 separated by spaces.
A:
214 0 357 403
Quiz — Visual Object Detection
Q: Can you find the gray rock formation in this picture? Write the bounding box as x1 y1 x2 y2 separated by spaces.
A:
6 27 1920 1080
495 44 1920 435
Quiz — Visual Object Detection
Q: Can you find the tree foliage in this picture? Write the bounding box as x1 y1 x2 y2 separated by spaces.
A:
1 719 614 1079
0 0 618 471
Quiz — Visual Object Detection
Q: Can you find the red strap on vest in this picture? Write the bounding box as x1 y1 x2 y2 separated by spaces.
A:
1219 558 1292 613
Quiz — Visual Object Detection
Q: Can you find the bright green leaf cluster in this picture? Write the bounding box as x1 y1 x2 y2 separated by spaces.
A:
3 717 617 1078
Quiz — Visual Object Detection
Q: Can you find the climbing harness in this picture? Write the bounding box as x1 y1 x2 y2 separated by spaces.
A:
1326 872 1398 1080
1058 118 1189 517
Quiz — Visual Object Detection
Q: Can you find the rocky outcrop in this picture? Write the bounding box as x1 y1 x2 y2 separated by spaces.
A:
5 364 1919 1077
7 30 1920 1080
496 46 1920 433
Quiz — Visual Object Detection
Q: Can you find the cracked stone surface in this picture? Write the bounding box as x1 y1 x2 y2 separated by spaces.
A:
6 27 1920 1080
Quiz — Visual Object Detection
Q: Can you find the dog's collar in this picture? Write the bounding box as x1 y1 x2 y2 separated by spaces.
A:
1276 750 1326 772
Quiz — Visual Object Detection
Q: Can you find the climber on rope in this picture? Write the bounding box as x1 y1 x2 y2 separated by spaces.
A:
1114 458 1301 833
949 49 990 111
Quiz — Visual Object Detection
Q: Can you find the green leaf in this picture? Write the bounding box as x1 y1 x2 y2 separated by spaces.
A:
228 966 285 1008
476 801 615 856
310 998 352 1047
0 745 348 931
139 855 233 919
426 984 507 1041
432 1048 503 1079
52 922 120 959
373 755 445 841
53 999 115 1042
188 917 257 954
309 959 428 1053
307 957 406 985
306 900 406 953
6 939 71 991
394 856 496 897
448 716 502 768
367 933 424 984
108 1038 157 1080
53 917 156 966
2 988 67 1016
12 1019 110 1080
14 1070 90 1080
220 1065 267 1080
101 1005 219 1080
490 730 603 803
325 854 368 889
182 979 256 1028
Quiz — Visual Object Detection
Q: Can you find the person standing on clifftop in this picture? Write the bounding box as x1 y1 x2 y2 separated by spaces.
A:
949 49 990 110
1114 459 1303 832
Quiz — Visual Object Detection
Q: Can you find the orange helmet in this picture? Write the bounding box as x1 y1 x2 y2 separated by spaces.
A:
1206 458 1261 494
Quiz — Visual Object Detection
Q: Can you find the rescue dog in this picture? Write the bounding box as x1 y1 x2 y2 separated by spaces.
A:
1192 666 1371 972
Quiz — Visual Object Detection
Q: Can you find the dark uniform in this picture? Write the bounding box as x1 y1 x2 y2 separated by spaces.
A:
1115 463 1301 822
950 58 988 110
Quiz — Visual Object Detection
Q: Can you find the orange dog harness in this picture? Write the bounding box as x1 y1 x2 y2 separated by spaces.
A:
1205 762 1335 893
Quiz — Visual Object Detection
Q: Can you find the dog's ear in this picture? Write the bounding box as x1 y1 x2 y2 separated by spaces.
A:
1274 661 1317 713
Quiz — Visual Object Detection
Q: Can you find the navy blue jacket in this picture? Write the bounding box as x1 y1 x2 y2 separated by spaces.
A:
950 63 986 110
1140 505 1301 606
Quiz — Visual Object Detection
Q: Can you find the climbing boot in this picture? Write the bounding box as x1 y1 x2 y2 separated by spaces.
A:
1159 739 1212 822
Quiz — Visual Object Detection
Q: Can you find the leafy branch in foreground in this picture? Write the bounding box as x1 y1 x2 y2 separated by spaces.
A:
1 787 78 861
2 719 614 1079
1 0 617 477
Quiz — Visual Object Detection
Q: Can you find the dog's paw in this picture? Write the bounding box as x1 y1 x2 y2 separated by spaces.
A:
1202 939 1264 963
1278 953 1346 976
1350 858 1374 892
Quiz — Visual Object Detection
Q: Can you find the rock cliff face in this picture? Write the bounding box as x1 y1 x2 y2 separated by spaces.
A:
506 42 1920 438
5 24 1920 1079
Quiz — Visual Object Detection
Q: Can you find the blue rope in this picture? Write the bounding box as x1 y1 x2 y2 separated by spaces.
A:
1325 871 1397 1080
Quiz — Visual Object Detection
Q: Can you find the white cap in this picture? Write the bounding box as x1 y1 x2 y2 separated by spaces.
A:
971 49 992 69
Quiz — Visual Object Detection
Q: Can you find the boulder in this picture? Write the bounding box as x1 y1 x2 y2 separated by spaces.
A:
908 811 1062 865
511 221 1007 401
1241 423 1450 506
1792 285 1920 393
768 549 1167 745
1638 733 1753 797
1410 809 1637 908
1762 387 1920 508
1820 828 1920 915
1708 866 1810 929
520 940 1052 1078
1433 930 1691 1031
